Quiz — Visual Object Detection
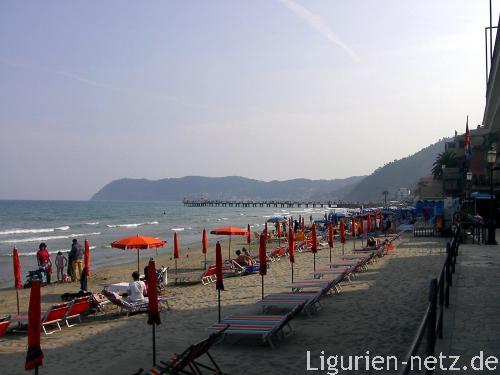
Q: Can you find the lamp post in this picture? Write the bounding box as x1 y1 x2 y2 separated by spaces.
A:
466 171 473 199
487 147 497 245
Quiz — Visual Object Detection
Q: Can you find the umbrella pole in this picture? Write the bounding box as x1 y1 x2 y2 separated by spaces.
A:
228 236 231 259
291 263 294 283
16 289 20 315
329 245 332 265
313 253 316 272
342 243 345 256
175 259 177 275
137 250 140 273
204 254 207 270
353 236 356 250
152 324 156 366
35 366 39 375
217 289 221 323
261 275 264 300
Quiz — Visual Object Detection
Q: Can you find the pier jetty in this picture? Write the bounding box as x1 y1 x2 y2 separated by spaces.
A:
182 199 361 209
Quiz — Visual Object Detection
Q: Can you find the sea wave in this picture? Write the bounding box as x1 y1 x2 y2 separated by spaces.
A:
1 246 97 257
85 222 99 225
106 221 158 228
171 228 184 231
0 226 70 236
0 232 101 244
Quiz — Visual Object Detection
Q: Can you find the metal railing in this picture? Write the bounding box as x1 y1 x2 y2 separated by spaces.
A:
400 226 460 375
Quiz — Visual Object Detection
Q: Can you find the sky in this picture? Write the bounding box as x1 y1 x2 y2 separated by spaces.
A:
0 0 495 200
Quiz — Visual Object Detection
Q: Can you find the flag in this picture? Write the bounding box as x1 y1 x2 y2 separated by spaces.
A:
465 116 472 161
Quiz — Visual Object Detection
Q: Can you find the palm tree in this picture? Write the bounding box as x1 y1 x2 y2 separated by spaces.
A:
382 190 389 205
432 151 457 180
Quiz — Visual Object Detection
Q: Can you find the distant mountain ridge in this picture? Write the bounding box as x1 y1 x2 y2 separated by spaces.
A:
344 138 450 202
90 175 366 202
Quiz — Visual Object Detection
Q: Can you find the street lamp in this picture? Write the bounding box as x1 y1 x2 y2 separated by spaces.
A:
466 171 473 199
487 147 497 245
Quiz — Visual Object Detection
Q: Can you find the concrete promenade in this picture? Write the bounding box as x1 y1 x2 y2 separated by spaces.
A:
436 232 500 373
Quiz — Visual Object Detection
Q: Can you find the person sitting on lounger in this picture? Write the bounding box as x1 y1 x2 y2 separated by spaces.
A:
127 271 147 302
235 250 254 267
242 247 252 257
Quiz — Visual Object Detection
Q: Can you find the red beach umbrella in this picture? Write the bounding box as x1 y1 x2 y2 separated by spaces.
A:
111 235 166 272
367 213 372 233
340 219 346 255
173 232 180 274
210 227 247 259
13 247 22 314
275 222 282 246
288 226 295 283
379 210 383 229
359 215 365 246
247 224 251 247
328 221 334 264
311 223 318 272
147 259 160 366
264 222 268 240
84 239 90 277
351 217 356 249
258 234 267 299
215 242 224 322
202 228 208 270
25 279 43 371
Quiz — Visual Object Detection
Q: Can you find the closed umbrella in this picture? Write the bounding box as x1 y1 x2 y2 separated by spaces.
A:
13 247 22 315
173 232 179 274
210 227 247 259
215 242 224 322
258 234 267 299
288 226 295 283
275 222 281 246
351 217 356 249
202 228 208 270
247 224 251 251
367 213 372 233
360 215 364 246
25 279 43 372
340 220 346 255
311 223 318 272
111 235 166 273
84 240 90 277
147 259 160 366
328 221 334 264
379 210 383 231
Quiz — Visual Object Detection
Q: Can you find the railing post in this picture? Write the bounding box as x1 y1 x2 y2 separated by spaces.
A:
445 242 451 307
438 270 444 339
426 278 438 373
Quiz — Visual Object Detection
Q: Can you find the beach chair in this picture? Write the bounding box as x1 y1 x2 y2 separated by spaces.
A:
207 312 295 348
0 315 11 338
64 296 92 327
137 328 227 375
13 302 74 335
263 292 323 315
102 290 174 315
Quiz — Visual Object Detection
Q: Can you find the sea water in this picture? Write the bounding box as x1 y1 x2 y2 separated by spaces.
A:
0 200 338 289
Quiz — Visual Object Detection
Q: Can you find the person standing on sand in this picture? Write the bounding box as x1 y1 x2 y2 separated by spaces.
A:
69 238 84 281
55 251 67 282
36 243 52 284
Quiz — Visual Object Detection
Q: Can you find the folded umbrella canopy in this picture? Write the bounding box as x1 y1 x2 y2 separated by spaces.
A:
215 242 224 323
311 223 318 272
202 228 208 270
259 233 267 299
210 227 247 259
25 279 43 371
84 239 91 277
328 221 334 264
13 247 22 314
288 226 295 283
173 232 180 274
111 235 166 273
147 259 160 367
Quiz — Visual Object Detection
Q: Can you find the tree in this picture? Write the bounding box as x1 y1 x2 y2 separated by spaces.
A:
432 151 457 180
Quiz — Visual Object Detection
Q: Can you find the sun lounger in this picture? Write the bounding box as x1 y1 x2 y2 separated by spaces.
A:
64 296 92 327
10 301 73 335
288 274 344 294
263 292 323 314
102 290 175 315
207 312 294 348
0 315 11 338
137 327 227 375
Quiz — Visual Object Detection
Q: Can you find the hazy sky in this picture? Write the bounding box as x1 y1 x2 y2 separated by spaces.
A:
0 1 495 200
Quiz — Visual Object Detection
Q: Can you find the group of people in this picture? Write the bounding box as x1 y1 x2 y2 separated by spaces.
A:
35 239 86 284
234 248 254 267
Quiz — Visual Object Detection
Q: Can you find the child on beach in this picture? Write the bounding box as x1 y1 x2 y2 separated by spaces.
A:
55 251 68 282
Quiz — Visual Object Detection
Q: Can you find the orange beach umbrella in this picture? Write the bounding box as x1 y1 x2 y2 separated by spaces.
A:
210 227 247 259
111 235 166 272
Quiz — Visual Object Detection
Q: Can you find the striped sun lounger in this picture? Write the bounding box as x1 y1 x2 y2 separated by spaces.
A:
261 293 323 315
207 312 294 348
287 276 343 294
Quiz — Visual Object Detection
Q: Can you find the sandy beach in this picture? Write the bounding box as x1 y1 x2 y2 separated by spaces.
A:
0 234 448 374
